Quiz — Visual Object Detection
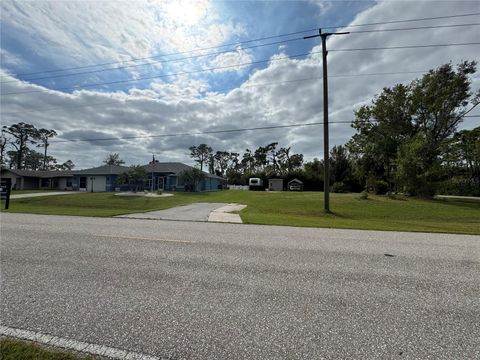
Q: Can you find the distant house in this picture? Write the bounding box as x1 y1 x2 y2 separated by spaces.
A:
71 162 224 192
0 168 73 190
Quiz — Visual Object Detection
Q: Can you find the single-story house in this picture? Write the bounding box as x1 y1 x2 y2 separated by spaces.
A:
268 178 284 191
71 162 225 192
143 162 224 192
0 168 73 190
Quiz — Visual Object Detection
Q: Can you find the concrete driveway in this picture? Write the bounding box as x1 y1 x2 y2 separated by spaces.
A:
116 202 246 223
10 191 79 199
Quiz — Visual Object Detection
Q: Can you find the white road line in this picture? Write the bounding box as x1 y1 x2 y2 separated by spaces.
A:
0 325 160 360
95 234 196 243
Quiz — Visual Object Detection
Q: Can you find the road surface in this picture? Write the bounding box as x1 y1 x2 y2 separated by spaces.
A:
1 213 479 359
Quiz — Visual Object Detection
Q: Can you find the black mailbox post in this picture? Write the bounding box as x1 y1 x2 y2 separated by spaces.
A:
1 178 12 210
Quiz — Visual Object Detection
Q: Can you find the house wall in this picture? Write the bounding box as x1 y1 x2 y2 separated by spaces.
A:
57 177 73 190
86 176 106 192
22 177 39 190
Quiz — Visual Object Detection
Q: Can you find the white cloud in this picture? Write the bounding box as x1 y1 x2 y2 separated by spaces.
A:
210 47 254 73
0 0 246 75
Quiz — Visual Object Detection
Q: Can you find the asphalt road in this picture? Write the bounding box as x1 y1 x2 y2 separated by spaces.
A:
1 213 479 359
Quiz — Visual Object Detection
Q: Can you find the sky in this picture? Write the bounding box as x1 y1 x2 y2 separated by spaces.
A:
1 0 479 169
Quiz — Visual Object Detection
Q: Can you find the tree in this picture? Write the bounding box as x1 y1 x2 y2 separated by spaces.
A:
0 131 8 167
254 146 268 170
241 149 255 173
178 168 205 192
56 160 75 171
214 151 230 176
265 142 278 172
103 153 125 166
36 128 57 170
347 61 478 196
189 144 212 172
116 165 147 192
2 122 40 169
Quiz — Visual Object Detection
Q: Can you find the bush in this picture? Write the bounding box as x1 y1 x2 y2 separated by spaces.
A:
331 181 349 193
156 190 163 195
358 191 368 200
374 180 389 195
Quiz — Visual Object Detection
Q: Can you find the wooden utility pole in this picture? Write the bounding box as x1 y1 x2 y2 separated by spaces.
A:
151 154 155 192
304 28 349 212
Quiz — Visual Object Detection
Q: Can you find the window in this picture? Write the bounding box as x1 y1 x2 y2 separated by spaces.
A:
66 178 72 187
79 177 87 188
40 178 50 188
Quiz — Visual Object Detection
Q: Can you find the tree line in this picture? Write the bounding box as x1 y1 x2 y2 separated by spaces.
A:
1 123 74 171
2 61 477 197
190 61 479 197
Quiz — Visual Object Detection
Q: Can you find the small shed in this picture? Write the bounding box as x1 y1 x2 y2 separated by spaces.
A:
288 178 304 191
268 178 284 191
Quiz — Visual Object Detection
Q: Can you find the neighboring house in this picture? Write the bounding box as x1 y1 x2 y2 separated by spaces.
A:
0 168 73 190
72 165 129 192
143 162 224 192
71 162 224 192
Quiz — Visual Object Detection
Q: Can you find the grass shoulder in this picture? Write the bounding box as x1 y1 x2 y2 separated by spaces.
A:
2 190 479 235
0 338 97 360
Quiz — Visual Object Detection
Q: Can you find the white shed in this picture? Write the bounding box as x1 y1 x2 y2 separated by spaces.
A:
268 178 284 191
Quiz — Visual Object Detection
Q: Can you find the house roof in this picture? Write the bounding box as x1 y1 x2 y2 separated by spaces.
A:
288 178 303 184
1 168 73 178
73 165 129 175
143 162 224 180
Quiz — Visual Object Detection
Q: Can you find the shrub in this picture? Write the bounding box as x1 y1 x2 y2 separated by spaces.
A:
358 191 368 200
374 180 389 195
332 181 349 193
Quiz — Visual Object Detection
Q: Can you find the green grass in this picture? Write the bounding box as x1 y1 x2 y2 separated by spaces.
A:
0 339 96 360
2 190 479 234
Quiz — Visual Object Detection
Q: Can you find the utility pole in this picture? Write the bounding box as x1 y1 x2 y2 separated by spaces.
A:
151 154 155 192
42 138 49 170
304 28 349 213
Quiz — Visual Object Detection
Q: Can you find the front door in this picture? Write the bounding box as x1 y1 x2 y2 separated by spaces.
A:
157 177 165 190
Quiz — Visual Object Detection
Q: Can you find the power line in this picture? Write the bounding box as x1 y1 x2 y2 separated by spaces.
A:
0 36 310 84
49 121 354 144
1 70 431 115
45 113 480 144
3 42 479 97
322 12 480 30
3 29 320 78
2 23 478 85
329 42 480 52
2 11 479 79
349 23 480 34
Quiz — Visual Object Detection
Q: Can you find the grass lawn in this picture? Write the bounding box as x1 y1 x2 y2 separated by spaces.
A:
2 190 479 234
0 338 96 360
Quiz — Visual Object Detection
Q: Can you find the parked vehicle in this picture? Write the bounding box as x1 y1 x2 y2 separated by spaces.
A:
249 178 264 191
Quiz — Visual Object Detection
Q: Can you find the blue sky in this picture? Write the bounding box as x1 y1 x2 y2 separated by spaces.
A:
1 0 373 94
1 0 479 168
